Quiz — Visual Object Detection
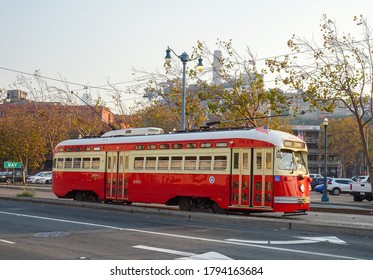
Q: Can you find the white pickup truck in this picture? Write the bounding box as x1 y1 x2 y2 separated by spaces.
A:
350 181 373 201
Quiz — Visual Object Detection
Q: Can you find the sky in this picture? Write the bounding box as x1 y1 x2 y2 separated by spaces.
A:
1 0 373 109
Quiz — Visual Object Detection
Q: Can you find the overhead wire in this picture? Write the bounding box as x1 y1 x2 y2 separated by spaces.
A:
1 37 373 99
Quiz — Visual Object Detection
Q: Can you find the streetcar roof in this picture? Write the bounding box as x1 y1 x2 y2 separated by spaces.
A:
56 128 306 151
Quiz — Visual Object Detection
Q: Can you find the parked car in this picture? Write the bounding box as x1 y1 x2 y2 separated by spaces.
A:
27 171 52 184
350 181 373 202
35 173 52 184
0 170 26 183
351 175 369 183
310 177 332 190
314 178 355 195
314 184 325 193
310 174 323 179
326 178 355 195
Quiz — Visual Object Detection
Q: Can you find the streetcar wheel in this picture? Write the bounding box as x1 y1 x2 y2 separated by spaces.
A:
178 197 192 211
74 191 85 201
211 202 227 214
332 188 341 196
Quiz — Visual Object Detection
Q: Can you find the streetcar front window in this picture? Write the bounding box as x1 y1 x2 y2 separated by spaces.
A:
294 151 307 172
278 150 295 170
278 150 307 172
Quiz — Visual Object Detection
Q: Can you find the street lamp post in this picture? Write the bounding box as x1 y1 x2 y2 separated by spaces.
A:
321 117 329 202
165 47 204 131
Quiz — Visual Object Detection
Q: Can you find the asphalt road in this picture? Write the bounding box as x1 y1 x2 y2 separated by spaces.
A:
0 198 372 260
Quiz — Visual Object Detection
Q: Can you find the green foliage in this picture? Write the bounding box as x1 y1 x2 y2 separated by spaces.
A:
16 190 35 197
0 105 47 171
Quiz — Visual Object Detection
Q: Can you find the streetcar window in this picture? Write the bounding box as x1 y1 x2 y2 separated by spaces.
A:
277 150 295 170
243 153 249 169
214 156 227 170
184 156 197 170
134 157 144 170
200 142 212 148
73 158 82 169
266 152 272 170
82 157 91 169
119 156 124 171
159 144 170 149
125 156 129 170
256 153 262 169
158 157 169 170
64 158 72 168
145 157 156 169
74 147 82 152
199 156 212 170
92 157 101 169
107 157 112 170
186 143 197 149
66 148 72 152
135 145 144 150
171 156 182 170
172 143 183 149
84 147 91 151
93 147 101 151
216 142 228 148
57 158 64 169
294 151 307 172
58 148 64 152
147 144 157 150
233 153 239 169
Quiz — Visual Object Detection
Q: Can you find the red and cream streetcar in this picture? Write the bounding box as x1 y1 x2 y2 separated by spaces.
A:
52 127 311 214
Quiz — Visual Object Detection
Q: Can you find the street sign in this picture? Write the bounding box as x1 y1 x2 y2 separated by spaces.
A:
4 161 22 169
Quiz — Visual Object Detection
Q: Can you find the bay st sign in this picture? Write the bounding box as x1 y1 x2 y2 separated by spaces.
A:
4 162 22 169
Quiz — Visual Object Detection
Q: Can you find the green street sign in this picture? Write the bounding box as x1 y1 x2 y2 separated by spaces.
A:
4 161 22 169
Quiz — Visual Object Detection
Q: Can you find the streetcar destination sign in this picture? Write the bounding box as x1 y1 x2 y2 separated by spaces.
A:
4 161 22 169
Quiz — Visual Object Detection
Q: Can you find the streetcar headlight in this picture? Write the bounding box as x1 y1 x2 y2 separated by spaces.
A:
300 184 305 193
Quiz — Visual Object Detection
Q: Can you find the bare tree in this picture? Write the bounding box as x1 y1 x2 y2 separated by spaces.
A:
266 15 373 192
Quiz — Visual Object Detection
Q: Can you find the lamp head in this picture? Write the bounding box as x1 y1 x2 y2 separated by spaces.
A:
5 93 10 103
197 57 204 72
323 117 329 127
165 48 172 65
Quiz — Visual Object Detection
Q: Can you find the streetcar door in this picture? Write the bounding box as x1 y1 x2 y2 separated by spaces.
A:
118 151 129 201
106 152 118 200
251 148 274 208
231 149 251 207
106 151 128 201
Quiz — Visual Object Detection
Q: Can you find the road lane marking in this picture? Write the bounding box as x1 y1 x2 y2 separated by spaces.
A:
0 239 15 244
226 236 347 245
0 210 361 260
133 245 233 260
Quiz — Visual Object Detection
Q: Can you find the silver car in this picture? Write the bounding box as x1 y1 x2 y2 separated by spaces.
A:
27 171 52 184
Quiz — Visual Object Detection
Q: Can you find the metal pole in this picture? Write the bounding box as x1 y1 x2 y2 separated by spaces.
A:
321 122 329 202
181 60 187 131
